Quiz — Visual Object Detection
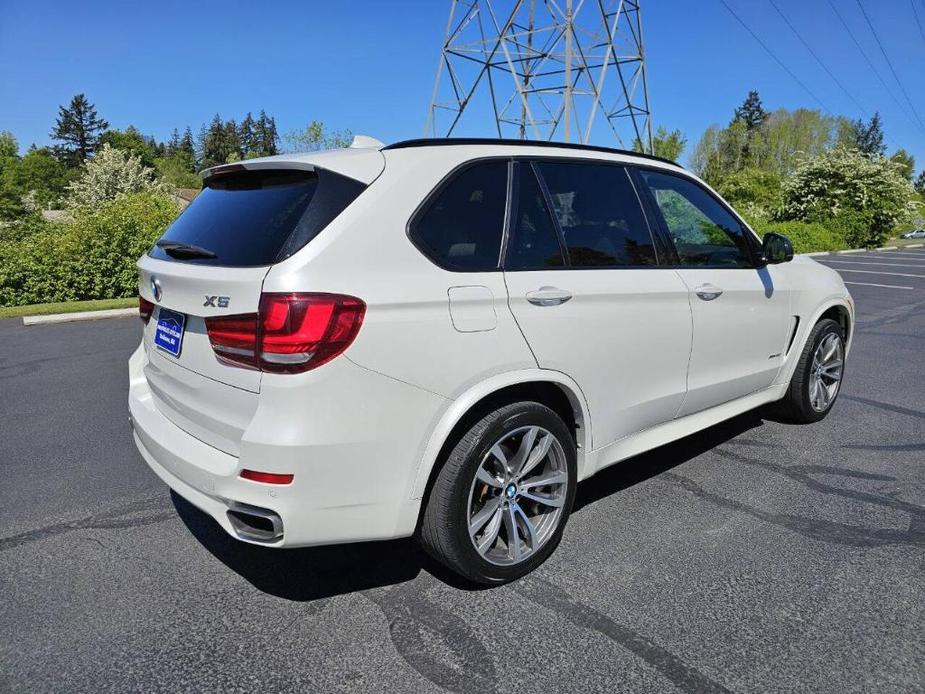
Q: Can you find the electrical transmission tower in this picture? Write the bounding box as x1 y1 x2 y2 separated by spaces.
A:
425 0 653 151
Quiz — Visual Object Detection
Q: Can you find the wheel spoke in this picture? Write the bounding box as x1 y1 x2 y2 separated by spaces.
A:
489 444 508 470
822 335 838 361
511 502 537 550
516 432 552 481
475 465 503 488
521 469 567 489
469 497 501 538
520 489 565 508
502 503 522 562
475 505 504 554
508 426 539 477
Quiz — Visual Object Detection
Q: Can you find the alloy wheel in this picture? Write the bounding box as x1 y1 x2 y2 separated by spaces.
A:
466 425 569 566
809 332 844 412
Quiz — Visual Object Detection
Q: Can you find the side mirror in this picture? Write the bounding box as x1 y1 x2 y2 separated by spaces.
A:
762 232 794 264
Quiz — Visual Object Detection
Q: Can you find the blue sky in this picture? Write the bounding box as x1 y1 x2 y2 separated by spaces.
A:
1 0 923 169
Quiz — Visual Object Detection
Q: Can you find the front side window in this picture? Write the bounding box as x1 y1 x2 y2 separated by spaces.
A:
410 161 508 271
535 161 657 267
639 169 753 268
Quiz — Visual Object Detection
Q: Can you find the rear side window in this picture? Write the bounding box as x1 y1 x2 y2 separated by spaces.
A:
505 163 565 270
150 169 365 267
639 169 753 268
410 161 508 271
535 161 656 267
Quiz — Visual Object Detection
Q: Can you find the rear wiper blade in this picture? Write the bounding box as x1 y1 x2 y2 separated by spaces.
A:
156 240 218 259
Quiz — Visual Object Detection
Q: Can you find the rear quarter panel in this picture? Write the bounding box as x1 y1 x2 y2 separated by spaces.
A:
262 147 539 399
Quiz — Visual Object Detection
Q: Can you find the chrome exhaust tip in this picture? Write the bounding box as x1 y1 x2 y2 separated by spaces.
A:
226 502 283 543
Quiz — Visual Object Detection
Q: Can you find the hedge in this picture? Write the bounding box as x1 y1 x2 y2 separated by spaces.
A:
0 192 180 307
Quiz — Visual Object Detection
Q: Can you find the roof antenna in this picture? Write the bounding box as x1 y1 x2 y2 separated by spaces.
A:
349 135 385 149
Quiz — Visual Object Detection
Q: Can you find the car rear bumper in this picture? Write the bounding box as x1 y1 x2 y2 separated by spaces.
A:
128 343 446 547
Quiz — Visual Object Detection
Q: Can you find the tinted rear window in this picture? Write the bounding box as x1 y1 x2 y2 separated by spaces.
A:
150 169 366 266
409 160 508 271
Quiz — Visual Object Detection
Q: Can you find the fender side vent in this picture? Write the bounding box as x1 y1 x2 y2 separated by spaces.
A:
784 316 801 356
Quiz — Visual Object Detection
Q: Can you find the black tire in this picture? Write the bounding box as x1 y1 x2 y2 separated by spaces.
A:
418 401 577 585
774 318 845 423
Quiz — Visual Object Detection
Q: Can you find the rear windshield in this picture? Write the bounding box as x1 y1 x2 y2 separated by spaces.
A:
149 169 366 266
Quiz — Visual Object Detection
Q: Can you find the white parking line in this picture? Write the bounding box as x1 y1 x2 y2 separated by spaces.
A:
831 268 925 278
842 281 913 290
864 252 925 259
818 259 925 268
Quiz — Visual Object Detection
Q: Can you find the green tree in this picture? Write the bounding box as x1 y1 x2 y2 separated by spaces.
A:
99 126 156 168
223 119 242 163
890 149 915 180
283 120 352 153
915 170 925 194
633 126 686 161
179 127 196 162
239 113 258 158
50 94 109 167
166 128 181 156
733 89 768 132
254 110 279 156
846 112 886 155
0 131 18 159
691 107 836 182
0 146 69 219
199 115 229 169
714 168 783 220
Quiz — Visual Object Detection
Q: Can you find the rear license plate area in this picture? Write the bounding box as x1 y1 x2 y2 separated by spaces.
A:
154 308 186 357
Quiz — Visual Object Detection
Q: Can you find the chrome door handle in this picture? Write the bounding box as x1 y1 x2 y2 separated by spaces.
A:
526 286 573 306
695 284 723 301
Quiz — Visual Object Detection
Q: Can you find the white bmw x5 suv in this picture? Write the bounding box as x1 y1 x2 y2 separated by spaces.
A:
129 137 854 584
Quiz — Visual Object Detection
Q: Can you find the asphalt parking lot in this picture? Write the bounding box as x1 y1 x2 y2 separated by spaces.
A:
1 248 923 693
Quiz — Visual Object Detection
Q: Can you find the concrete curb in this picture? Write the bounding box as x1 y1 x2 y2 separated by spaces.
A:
803 251 831 257
836 248 867 254
907 243 924 248
22 307 136 326
877 246 898 250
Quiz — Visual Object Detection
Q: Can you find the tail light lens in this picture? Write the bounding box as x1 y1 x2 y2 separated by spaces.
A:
204 293 365 374
139 296 155 324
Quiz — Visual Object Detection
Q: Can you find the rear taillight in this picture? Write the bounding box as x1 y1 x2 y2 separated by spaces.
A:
139 296 154 324
204 293 365 374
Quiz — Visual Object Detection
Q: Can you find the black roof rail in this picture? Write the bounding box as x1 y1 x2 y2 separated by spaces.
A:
381 137 682 168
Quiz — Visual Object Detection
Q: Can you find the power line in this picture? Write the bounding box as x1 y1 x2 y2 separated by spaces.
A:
768 0 870 119
827 1 925 136
855 0 925 132
718 0 833 115
825 0 925 137
912 0 925 48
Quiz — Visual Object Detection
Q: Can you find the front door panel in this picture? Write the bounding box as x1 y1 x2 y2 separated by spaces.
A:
675 265 791 416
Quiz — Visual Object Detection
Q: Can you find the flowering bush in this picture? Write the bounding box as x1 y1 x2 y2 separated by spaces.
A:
779 148 919 247
65 144 168 209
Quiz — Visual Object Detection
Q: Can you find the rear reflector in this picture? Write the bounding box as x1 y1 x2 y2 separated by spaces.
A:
240 469 294 485
204 292 365 374
139 296 154 324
